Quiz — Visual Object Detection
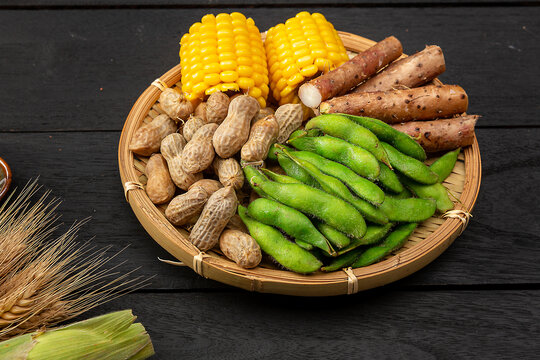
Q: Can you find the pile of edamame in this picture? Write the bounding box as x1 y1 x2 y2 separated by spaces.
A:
239 113 461 274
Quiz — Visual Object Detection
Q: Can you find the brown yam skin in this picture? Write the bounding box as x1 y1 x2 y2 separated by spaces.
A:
300 36 403 104
321 84 468 123
392 115 478 153
353 45 446 93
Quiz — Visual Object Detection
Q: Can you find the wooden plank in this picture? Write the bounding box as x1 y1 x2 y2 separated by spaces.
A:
1 127 539 290
0 7 538 131
86 290 540 358
1 0 536 7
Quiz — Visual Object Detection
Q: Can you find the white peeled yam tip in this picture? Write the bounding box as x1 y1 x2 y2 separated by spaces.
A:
298 84 322 109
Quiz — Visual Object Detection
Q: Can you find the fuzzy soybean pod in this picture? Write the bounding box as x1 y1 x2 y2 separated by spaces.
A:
281 149 387 225
261 168 301 184
305 114 391 168
276 152 321 189
337 223 394 255
430 148 461 182
248 198 336 256
352 223 417 268
238 206 322 274
320 224 394 271
400 175 454 213
341 114 426 161
382 142 439 185
379 196 436 222
378 162 404 194
248 169 367 239
266 143 284 162
316 222 351 249
243 164 272 199
291 150 385 205
387 187 413 199
288 135 380 180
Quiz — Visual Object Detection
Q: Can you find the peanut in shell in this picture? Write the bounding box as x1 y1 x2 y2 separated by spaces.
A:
189 186 238 251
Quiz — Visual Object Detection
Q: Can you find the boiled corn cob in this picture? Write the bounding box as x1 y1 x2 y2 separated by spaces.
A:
264 12 350 106
180 12 269 108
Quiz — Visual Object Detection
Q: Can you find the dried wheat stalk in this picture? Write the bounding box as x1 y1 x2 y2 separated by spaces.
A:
0 180 148 340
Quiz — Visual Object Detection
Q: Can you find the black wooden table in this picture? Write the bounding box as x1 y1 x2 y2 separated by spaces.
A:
2 1 539 358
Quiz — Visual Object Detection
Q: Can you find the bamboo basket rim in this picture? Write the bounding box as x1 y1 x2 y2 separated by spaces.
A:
118 31 482 296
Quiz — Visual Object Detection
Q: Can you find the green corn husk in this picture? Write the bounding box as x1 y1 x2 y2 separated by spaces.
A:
0 310 154 360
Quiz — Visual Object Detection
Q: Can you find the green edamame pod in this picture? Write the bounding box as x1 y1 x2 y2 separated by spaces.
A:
340 114 426 161
238 205 322 274
379 196 436 222
261 168 301 184
321 223 394 271
321 249 361 272
316 222 351 249
247 198 336 255
291 150 385 205
277 153 321 189
289 129 323 141
352 223 417 268
247 168 366 239
430 148 461 182
296 240 314 250
378 162 404 194
266 143 284 162
243 164 271 198
337 223 393 255
381 142 439 185
305 114 391 168
386 187 413 199
400 175 454 213
282 149 386 225
288 135 380 180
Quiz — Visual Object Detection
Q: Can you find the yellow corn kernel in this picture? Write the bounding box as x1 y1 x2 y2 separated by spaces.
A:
256 97 266 108
201 14 216 24
237 77 255 90
248 87 262 98
191 71 205 84
287 73 305 87
202 54 219 64
279 91 296 105
328 51 342 64
204 62 221 74
180 12 268 103
220 83 239 92
252 73 264 86
205 85 222 95
315 58 333 72
219 52 236 62
280 85 295 98
192 82 209 96
220 70 239 83
300 64 319 77
260 83 269 97
275 78 288 91
282 64 299 79
220 60 237 71
237 65 253 77
296 55 314 68
204 73 221 86
264 11 348 103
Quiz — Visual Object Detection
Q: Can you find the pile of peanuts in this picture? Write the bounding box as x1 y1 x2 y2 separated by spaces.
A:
128 88 304 269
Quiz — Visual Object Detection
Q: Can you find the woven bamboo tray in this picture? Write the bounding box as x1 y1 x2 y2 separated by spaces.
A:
118 31 481 296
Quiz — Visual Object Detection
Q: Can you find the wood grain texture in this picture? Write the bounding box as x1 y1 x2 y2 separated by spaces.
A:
86 290 540 359
0 7 538 131
1 127 538 289
1 1 536 7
